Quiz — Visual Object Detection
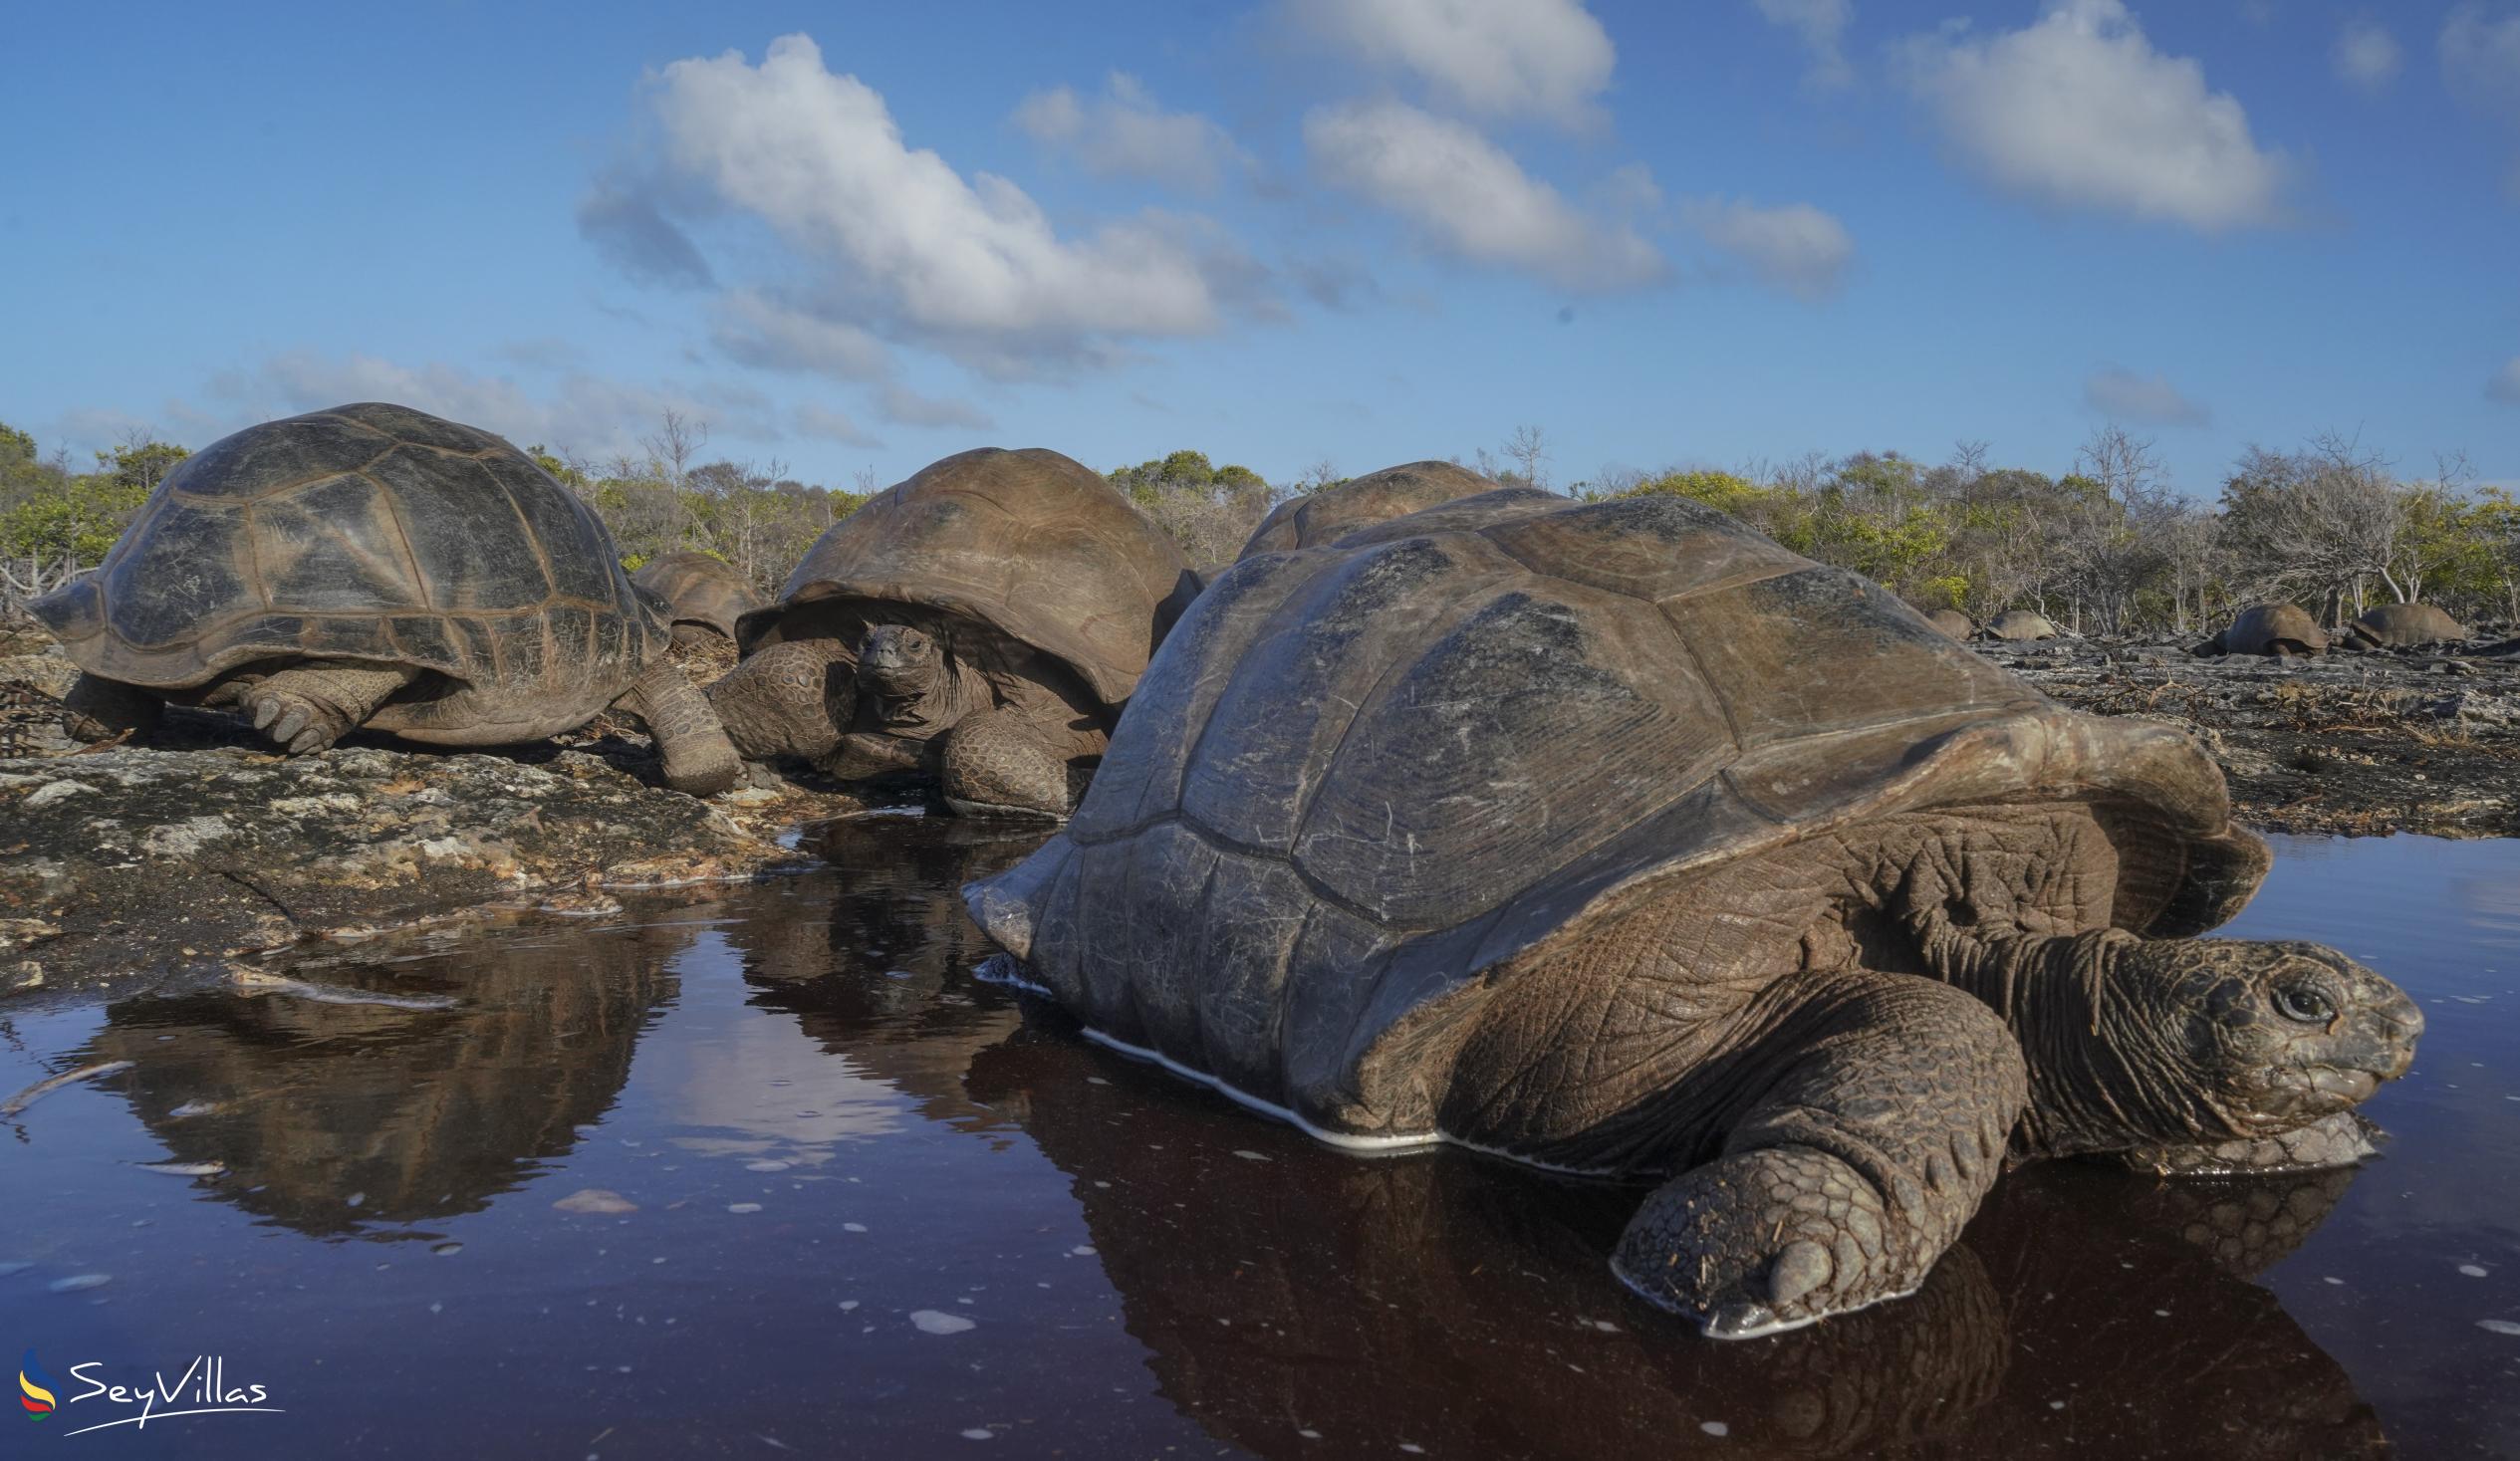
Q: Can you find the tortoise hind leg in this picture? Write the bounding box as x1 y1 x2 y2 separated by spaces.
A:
939 707 1105 819
1613 970 2027 1338
616 659 741 797
61 673 163 744
241 663 417 754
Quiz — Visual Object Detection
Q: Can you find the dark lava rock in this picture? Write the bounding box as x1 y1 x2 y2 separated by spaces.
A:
0 744 791 1001
1980 637 2520 838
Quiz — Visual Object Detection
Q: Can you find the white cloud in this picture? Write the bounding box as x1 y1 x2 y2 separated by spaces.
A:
791 403 882 447
1013 73 1247 191
1896 0 2296 232
1284 0 1615 129
1679 196 1855 301
2489 357 2520 406
2443 4 2520 195
2332 20 2402 95
1755 0 1855 91
1303 99 1662 289
602 35 1254 376
2083 365 2210 425
878 383 994 431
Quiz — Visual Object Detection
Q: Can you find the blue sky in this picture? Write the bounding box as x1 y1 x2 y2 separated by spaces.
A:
5 0 2517 496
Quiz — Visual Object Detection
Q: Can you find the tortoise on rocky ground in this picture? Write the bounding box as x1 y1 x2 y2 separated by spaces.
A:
631 552 766 645
1239 460 1503 559
2340 602 2467 649
1923 609 1975 639
1981 609 2059 641
2196 603 2326 657
706 447 1199 818
30 403 739 795
965 488 2420 1338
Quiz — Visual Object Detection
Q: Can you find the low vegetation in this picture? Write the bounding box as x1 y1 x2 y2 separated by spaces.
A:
6 413 2514 639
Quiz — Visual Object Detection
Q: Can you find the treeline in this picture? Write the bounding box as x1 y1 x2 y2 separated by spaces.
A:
1573 425 2518 634
6 414 2514 638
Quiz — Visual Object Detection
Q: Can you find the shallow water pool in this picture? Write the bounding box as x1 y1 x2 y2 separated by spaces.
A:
3 820 2516 1458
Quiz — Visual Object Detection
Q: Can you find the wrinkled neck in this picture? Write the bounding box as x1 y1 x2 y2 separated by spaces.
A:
1914 919 2221 1157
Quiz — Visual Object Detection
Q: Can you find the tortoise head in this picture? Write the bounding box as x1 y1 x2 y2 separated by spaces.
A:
859 623 942 699
2103 937 2421 1143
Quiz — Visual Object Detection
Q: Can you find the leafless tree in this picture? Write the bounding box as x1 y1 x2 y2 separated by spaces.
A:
1503 424 1550 491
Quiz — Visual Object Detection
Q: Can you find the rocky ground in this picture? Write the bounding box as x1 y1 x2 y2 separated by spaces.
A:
0 636 882 1002
1985 633 2520 839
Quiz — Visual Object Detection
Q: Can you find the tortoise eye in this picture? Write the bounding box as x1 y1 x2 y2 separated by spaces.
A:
2273 985 2335 1024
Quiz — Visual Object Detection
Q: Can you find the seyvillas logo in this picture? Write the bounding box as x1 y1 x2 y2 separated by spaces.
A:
21 1354 283 1438
20 1350 58 1420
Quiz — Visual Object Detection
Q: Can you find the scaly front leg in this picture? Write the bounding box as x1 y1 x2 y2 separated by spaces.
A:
1614 970 2028 1338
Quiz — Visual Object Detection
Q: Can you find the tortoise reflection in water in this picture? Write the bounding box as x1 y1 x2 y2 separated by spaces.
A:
967 1030 2388 1459
969 489 2421 1337
83 919 690 1237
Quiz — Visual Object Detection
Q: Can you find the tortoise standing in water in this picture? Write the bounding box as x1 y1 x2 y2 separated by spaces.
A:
966 489 2420 1337
2196 603 2327 656
631 552 766 645
1238 460 1503 558
31 403 740 795
707 448 1198 818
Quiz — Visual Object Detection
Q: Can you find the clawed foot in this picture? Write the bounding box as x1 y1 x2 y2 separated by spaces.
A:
1612 1148 1924 1339
245 686 357 755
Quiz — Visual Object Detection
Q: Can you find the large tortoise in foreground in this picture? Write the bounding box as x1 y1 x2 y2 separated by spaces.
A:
707 448 1199 817
1237 459 1502 559
31 403 739 794
966 488 2420 1337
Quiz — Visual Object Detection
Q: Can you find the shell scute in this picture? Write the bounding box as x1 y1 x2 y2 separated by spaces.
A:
249 472 427 613
1482 494 1809 604
364 447 547 611
101 502 251 648
1179 532 1519 852
1293 581 1731 929
167 412 396 501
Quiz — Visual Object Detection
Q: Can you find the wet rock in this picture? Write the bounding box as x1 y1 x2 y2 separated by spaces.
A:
0 745 790 1001
1980 637 2520 838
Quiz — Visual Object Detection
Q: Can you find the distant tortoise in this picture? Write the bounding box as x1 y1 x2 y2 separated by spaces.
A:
966 490 2419 1338
631 552 765 645
30 403 740 795
2339 602 2467 649
1981 609 2059 641
2196 604 2326 657
1239 460 1503 559
707 447 1199 818
1923 609 1975 639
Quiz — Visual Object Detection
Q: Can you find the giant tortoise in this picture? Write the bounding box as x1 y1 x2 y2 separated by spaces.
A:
631 551 766 645
706 447 1199 818
2196 603 2326 657
1981 609 2059 641
30 403 739 795
965 488 2420 1337
2340 602 2467 649
1238 460 1503 559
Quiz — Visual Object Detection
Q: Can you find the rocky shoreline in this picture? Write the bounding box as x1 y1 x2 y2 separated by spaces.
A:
1 631 2514 1001
1987 635 2520 839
